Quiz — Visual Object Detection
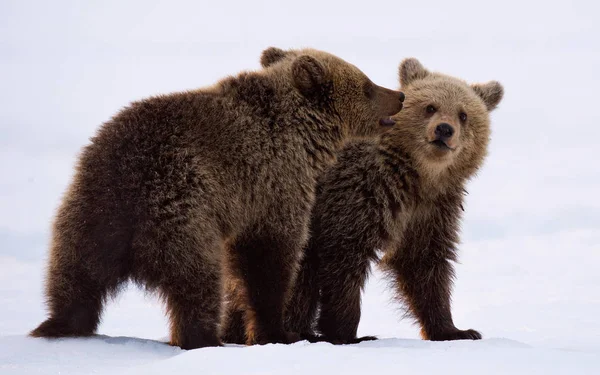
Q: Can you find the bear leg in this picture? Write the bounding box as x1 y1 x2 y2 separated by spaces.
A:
409 258 481 341
155 235 225 349
417 269 482 341
316 249 372 344
130 185 227 349
31 193 130 339
231 227 303 345
387 253 481 341
284 235 321 337
220 307 247 345
30 262 114 338
164 286 223 349
382 203 481 341
220 276 250 345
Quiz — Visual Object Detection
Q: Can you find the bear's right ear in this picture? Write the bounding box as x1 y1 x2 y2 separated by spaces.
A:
260 47 288 68
399 58 429 87
471 81 504 111
291 55 330 97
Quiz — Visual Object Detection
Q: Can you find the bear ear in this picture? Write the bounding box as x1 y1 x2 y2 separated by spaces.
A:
260 47 288 68
291 55 330 97
471 81 504 111
399 58 429 87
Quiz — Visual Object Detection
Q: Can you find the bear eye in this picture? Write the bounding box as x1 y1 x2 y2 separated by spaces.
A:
426 105 436 114
363 81 374 99
459 112 468 122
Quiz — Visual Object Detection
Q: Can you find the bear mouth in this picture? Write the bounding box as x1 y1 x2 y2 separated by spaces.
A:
379 117 396 127
430 139 453 151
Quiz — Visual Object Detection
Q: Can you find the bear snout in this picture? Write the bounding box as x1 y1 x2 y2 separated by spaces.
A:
434 123 454 141
374 86 405 117
429 122 457 151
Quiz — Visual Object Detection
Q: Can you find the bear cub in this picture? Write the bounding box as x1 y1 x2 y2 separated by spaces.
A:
284 58 503 343
30 47 404 349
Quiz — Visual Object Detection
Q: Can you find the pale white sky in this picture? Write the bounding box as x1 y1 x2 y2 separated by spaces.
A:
1 0 599 259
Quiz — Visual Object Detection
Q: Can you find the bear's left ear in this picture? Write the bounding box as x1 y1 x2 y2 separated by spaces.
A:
471 81 504 111
291 55 330 97
399 58 429 87
260 47 288 68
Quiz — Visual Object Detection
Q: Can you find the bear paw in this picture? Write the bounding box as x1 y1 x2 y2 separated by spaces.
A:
427 328 482 341
347 335 378 344
309 335 378 345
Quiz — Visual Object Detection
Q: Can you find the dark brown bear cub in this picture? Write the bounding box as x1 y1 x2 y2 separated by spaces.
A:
30 47 404 349
284 58 503 344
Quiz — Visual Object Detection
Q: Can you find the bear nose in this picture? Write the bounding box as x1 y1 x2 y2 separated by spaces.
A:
434 123 454 140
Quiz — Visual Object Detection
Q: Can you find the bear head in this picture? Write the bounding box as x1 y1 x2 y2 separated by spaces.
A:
390 58 503 181
260 47 405 137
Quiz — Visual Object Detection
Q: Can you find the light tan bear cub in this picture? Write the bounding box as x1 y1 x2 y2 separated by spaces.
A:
282 58 503 344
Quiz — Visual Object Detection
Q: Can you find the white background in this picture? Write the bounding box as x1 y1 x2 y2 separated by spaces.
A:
1 1 599 374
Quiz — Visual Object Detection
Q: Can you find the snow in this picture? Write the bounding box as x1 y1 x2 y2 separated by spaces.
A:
1 233 599 374
3 334 598 375
1 0 600 373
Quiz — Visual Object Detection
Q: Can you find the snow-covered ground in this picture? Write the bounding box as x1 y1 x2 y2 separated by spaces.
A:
2 246 599 374
1 0 599 374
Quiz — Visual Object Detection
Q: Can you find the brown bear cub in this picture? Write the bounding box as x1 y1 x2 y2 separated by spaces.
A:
282 58 504 344
30 47 404 349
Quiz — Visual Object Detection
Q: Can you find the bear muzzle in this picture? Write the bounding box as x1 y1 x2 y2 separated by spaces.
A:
376 89 405 128
430 123 456 150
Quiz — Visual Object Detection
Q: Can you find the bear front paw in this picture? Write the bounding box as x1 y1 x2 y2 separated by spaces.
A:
427 328 482 341
348 335 378 344
309 335 378 345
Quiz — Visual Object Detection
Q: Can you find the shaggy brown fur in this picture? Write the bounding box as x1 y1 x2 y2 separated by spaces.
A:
30 47 404 349
218 48 402 345
281 58 504 344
